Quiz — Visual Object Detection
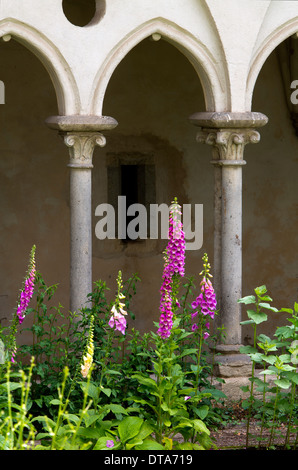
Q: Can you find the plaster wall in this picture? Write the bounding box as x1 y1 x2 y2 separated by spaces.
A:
0 39 69 341
2 1 298 113
243 45 298 343
0 31 297 345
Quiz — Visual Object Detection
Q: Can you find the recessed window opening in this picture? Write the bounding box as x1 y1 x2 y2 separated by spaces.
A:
107 154 156 243
121 164 145 242
121 164 139 210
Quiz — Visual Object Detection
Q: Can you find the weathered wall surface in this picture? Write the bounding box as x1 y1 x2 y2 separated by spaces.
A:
0 39 69 340
243 45 298 342
93 38 212 333
0 1 297 346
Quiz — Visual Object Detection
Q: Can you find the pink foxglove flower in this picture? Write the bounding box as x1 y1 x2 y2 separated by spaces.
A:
11 348 16 364
157 199 185 339
109 271 128 335
191 253 217 338
16 245 36 325
192 278 217 320
109 304 127 335
10 246 36 363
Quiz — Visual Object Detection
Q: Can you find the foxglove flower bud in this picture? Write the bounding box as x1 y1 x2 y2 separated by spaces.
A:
157 199 185 338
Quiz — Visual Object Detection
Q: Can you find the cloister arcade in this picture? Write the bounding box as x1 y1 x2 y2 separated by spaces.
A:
0 0 297 386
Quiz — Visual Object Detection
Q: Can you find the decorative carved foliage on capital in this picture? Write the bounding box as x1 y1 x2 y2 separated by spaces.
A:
196 128 260 164
64 132 106 168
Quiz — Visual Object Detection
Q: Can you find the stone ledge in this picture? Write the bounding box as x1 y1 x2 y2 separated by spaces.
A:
189 111 268 129
212 344 252 378
45 115 118 132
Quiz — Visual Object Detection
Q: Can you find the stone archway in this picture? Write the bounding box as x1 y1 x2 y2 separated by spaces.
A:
0 18 80 114
92 36 209 333
90 17 228 116
241 33 298 341
0 36 71 342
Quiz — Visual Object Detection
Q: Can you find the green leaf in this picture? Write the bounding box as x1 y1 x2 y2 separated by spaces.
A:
259 369 275 375
263 355 277 365
178 348 198 358
203 388 226 400
64 413 80 424
279 308 293 314
247 309 267 324
136 421 154 441
259 295 273 302
176 442 195 450
254 285 267 296
250 353 265 363
178 387 196 396
192 419 210 435
274 378 291 389
238 295 256 305
161 403 180 416
105 369 122 376
109 404 129 415
49 399 61 406
135 439 164 450
153 361 162 375
196 405 209 420
240 320 255 325
83 410 102 428
80 382 99 401
77 427 104 440
286 372 298 385
0 382 23 393
126 438 144 450
101 387 112 397
240 345 257 355
259 303 278 312
275 326 294 339
94 436 121 450
131 374 158 390
36 432 53 440
118 416 143 443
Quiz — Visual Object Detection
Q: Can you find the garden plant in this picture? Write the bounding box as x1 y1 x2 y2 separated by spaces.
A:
0 198 297 450
239 286 298 449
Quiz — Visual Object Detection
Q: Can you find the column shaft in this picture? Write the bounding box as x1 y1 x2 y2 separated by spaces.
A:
64 131 106 313
221 163 243 344
69 167 92 312
189 112 268 357
46 115 118 313
212 148 222 312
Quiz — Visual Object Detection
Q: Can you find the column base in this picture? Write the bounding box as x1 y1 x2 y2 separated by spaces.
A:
211 344 252 400
213 344 252 378
214 344 251 378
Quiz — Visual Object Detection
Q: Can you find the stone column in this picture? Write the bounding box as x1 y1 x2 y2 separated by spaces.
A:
189 112 268 382
46 115 118 313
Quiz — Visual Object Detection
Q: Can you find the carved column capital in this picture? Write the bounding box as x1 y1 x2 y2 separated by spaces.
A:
189 111 268 351
196 128 260 165
45 114 118 169
45 115 118 313
189 111 268 165
63 132 106 168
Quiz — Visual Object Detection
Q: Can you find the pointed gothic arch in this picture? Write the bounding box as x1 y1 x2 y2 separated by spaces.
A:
0 18 80 115
90 17 228 115
246 17 298 110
